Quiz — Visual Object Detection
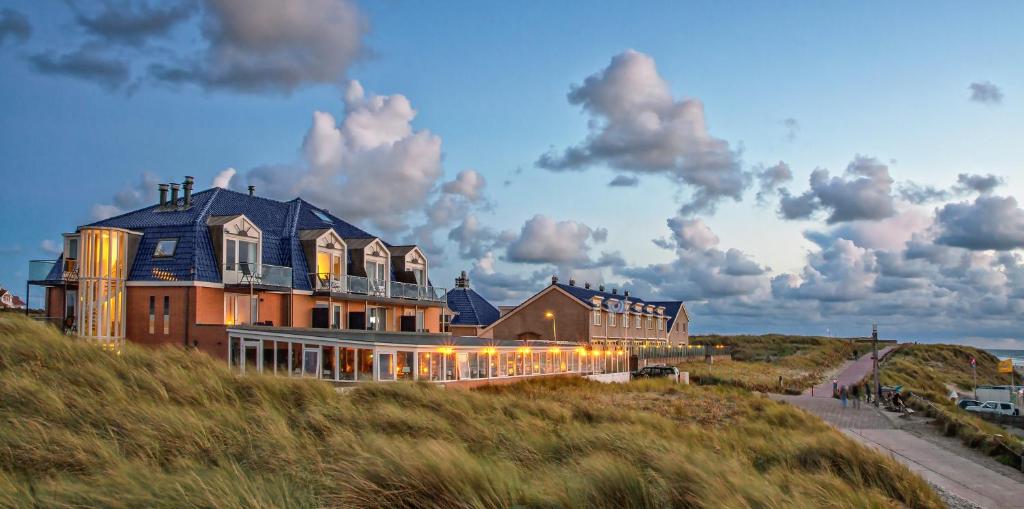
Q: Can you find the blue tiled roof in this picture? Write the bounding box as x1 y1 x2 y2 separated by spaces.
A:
554 283 685 324
82 187 379 288
446 287 500 327
647 301 686 329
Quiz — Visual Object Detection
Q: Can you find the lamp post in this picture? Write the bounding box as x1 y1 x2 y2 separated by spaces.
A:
544 311 557 341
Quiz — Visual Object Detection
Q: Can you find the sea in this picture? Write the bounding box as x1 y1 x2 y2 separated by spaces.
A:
986 349 1024 367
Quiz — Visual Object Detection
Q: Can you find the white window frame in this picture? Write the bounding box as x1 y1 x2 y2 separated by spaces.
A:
593 309 601 325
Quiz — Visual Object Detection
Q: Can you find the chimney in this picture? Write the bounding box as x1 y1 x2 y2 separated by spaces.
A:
569 278 576 286
248 185 255 196
551 275 559 285
158 184 169 207
599 284 605 292
584 282 591 289
170 183 180 207
612 288 618 295
455 270 470 288
624 290 630 297
183 176 194 208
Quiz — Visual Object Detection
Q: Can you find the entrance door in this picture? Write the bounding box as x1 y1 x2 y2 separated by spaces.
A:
242 340 262 374
302 346 321 378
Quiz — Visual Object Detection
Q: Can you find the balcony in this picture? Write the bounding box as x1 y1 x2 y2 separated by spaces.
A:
308 273 447 305
223 262 292 291
28 259 78 285
391 280 446 303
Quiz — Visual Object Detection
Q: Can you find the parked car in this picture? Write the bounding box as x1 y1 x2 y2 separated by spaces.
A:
632 365 679 379
957 399 981 410
965 401 1020 416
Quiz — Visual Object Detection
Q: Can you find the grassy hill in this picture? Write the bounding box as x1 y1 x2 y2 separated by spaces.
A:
0 317 941 508
687 334 862 394
876 344 1024 465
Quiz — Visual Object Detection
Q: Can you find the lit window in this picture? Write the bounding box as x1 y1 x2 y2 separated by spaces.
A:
593 309 601 325
312 209 333 223
154 239 178 257
163 296 170 334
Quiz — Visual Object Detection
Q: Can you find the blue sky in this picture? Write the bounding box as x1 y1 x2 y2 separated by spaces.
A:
1 1 1022 346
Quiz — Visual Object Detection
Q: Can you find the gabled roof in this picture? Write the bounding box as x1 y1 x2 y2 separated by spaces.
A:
647 301 688 329
445 286 500 327
82 187 378 289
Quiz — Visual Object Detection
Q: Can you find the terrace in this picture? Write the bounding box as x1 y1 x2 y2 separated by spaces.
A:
227 325 630 383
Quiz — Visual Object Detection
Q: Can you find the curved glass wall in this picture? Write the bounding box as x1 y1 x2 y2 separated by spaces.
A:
77 228 130 348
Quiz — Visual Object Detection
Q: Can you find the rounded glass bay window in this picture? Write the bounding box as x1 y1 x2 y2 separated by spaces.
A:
77 227 138 347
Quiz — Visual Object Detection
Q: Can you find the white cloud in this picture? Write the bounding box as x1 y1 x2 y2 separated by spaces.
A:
537 50 747 215
40 239 62 255
211 167 236 188
241 81 443 233
506 215 599 265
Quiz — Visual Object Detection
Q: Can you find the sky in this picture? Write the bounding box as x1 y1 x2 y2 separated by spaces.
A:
1 1 1022 347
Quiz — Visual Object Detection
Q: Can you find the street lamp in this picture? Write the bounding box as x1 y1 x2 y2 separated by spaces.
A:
544 311 557 341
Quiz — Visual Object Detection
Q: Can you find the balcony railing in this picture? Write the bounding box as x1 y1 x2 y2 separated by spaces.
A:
307 273 446 303
224 262 293 289
392 280 446 302
28 259 78 283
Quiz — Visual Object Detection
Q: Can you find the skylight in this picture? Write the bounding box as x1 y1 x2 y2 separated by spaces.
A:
312 209 332 223
153 239 178 257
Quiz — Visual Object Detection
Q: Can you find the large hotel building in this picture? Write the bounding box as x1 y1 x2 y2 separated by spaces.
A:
28 178 689 385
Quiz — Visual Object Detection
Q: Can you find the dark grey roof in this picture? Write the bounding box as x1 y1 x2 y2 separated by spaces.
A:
446 286 500 326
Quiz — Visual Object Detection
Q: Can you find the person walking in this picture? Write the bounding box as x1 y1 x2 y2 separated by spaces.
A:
840 385 849 408
851 383 861 409
832 378 839 398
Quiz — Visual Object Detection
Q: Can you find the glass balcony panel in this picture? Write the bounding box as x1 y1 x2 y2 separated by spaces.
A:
29 260 57 281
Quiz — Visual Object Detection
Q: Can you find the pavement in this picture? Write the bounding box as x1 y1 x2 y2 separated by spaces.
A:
807 346 892 398
775 349 1024 509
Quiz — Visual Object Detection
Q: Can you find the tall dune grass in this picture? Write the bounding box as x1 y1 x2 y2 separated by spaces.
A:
0 316 941 508
688 335 859 393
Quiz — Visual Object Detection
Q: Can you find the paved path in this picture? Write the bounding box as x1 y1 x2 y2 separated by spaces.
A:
776 349 1024 509
807 346 892 398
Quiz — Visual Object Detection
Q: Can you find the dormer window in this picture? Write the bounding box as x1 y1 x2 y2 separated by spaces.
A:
154 239 178 258
311 230 345 291
210 215 262 284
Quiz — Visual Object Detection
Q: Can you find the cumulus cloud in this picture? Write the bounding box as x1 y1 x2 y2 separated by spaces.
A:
772 239 877 302
506 215 602 265
150 0 366 93
954 173 1003 194
754 161 792 204
778 156 896 223
211 167 236 188
898 182 950 204
70 0 195 44
536 50 747 215
935 195 1024 251
804 209 932 252
29 46 132 91
91 171 163 220
240 81 442 232
0 8 31 46
969 81 1003 104
28 0 367 94
619 217 767 301
441 169 487 202
608 175 639 187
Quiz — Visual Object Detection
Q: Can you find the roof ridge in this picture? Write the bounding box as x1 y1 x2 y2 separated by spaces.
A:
464 287 482 323
191 187 221 279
